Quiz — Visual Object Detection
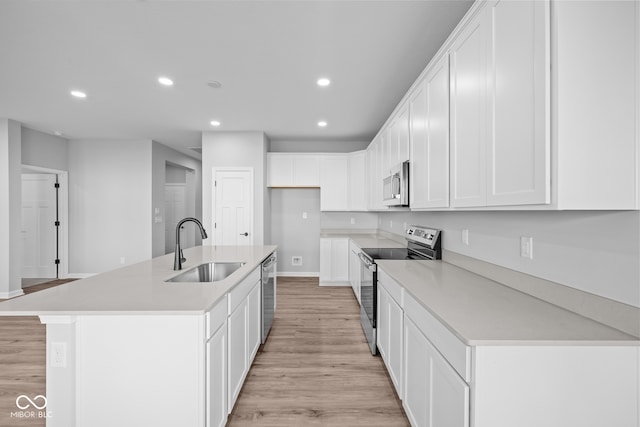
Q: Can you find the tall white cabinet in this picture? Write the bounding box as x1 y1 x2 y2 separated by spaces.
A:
450 0 550 207
410 54 450 209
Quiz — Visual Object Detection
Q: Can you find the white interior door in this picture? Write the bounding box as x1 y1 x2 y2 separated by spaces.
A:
165 184 195 254
214 169 253 246
21 173 57 278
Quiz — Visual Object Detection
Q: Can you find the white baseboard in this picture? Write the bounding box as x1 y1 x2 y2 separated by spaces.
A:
277 272 319 277
319 281 351 287
0 289 25 299
65 273 96 279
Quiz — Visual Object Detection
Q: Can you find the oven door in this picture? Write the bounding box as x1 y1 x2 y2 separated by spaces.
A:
358 252 377 355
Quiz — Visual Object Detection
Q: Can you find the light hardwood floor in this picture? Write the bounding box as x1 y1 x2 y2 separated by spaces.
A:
227 277 409 426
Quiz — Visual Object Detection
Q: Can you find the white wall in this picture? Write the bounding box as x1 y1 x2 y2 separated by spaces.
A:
321 212 378 230
202 131 269 245
68 139 153 274
378 210 640 308
21 127 68 171
271 189 321 274
151 142 202 258
0 119 23 298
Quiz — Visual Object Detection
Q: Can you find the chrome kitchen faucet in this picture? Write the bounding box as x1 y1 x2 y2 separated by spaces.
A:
174 217 208 270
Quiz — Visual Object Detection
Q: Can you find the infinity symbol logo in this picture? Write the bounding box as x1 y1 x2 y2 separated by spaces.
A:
16 395 47 410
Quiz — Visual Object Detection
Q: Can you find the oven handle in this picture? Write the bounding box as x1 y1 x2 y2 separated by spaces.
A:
358 252 376 272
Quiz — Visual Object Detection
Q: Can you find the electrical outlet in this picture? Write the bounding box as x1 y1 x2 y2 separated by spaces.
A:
350 217 355 225
389 220 393 228
462 229 469 246
403 222 407 231
302 212 308 219
120 257 126 264
292 256 303 266
520 236 533 259
51 342 66 368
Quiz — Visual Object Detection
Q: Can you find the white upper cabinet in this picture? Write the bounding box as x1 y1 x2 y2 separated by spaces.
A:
485 0 550 206
449 11 488 207
552 0 639 209
319 155 349 211
410 54 450 209
348 150 367 211
267 153 320 187
450 0 550 207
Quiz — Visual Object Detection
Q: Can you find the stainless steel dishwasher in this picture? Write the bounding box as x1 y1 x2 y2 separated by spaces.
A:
261 252 277 343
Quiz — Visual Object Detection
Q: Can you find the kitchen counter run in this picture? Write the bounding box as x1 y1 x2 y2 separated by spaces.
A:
377 259 639 346
0 245 277 316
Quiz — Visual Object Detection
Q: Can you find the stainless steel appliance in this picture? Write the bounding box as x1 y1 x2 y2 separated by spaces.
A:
359 226 441 355
261 252 277 344
383 160 410 207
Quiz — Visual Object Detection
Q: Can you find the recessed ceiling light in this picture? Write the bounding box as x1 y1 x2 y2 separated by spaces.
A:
317 121 328 127
70 90 87 98
210 120 221 127
158 76 174 86
317 78 331 87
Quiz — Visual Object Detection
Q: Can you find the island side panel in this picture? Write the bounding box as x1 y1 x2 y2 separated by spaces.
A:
40 314 206 427
471 345 640 427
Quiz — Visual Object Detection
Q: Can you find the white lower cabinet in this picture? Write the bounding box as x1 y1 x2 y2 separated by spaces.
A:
319 237 349 285
377 276 404 399
206 321 227 427
227 271 261 413
404 317 469 427
348 241 361 302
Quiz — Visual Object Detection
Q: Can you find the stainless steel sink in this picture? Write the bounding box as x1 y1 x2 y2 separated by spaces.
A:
165 262 245 283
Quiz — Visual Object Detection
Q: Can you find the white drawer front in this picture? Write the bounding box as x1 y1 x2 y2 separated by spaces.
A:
228 267 261 315
404 291 471 382
378 269 403 306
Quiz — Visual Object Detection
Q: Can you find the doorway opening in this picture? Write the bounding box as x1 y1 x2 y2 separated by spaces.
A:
20 165 69 288
164 163 197 255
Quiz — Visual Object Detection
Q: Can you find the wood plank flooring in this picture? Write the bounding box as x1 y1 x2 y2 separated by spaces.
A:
227 277 409 427
0 279 75 427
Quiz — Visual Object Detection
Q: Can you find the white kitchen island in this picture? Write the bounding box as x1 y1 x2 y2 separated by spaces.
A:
0 245 277 427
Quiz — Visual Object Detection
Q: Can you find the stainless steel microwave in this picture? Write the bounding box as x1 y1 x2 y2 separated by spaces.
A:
383 161 409 207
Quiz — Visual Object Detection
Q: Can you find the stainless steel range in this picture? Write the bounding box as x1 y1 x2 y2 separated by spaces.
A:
358 225 442 355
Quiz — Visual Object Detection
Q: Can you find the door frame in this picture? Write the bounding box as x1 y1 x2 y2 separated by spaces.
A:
21 164 69 279
212 167 254 246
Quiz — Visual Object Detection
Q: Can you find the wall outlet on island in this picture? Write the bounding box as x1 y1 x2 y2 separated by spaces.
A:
292 256 303 266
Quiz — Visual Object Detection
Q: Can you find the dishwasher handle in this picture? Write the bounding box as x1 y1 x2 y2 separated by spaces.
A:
262 254 277 270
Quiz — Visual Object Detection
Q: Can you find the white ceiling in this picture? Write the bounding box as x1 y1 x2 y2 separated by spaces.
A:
0 0 472 156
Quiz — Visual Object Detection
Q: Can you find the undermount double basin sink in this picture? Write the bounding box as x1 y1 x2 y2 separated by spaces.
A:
166 262 245 283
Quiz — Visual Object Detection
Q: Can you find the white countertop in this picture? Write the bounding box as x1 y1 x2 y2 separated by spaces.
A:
377 260 639 346
320 229 405 250
0 245 277 316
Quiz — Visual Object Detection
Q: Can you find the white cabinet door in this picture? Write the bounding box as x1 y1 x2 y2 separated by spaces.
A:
377 284 404 399
396 103 410 164
267 154 294 187
348 151 367 211
207 322 228 427
348 242 361 303
450 11 488 208
410 54 450 209
404 317 470 427
331 238 349 283
319 238 349 285
366 143 377 210
486 0 550 206
319 155 349 211
227 300 247 412
247 281 261 361
293 155 320 186
450 0 549 208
